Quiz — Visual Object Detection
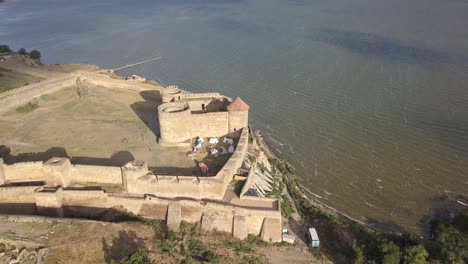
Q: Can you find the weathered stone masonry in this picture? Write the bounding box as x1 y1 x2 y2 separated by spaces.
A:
0 74 281 242
158 86 249 145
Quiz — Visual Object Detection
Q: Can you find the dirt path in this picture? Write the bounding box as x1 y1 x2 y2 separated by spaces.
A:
263 247 322 264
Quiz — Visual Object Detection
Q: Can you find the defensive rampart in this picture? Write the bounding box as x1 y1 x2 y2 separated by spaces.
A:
0 70 164 114
0 158 123 187
84 72 163 92
0 127 280 242
0 128 249 200
0 71 279 241
0 186 282 242
0 73 77 113
126 127 249 199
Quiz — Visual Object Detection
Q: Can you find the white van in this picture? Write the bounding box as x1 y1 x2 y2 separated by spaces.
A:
307 228 320 247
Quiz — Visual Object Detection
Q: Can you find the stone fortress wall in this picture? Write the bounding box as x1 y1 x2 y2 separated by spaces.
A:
0 128 249 200
0 185 281 241
158 86 249 145
0 73 77 113
0 70 163 114
0 127 281 241
0 70 281 242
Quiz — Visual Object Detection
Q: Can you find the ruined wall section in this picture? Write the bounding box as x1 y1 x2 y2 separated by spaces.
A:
0 158 123 187
0 128 248 199
1 161 45 183
0 73 77 113
0 187 281 242
126 128 249 200
0 186 38 214
0 70 165 114
73 165 122 185
84 73 163 92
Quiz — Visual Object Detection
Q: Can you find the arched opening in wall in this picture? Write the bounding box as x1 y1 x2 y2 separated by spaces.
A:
234 128 237 132
202 104 206 111
178 96 181 101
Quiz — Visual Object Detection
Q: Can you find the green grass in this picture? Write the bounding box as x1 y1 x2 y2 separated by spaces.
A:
16 101 39 113
224 240 252 255
40 94 57 102
280 194 295 218
0 86 14 93
233 180 245 195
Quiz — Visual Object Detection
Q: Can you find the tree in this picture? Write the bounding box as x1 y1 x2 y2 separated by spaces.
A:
18 48 26 55
365 237 402 264
435 224 467 264
0 45 11 53
379 240 402 264
403 245 428 264
353 244 367 264
29 50 41 60
111 248 149 264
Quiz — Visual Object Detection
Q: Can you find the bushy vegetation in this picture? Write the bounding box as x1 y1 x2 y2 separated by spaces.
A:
29 49 41 60
0 242 6 253
0 43 42 65
431 213 468 263
187 238 221 263
111 249 149 264
224 240 252 255
280 194 294 218
16 100 40 113
0 45 11 53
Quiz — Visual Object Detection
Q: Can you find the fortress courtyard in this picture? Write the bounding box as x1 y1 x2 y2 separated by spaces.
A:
0 84 231 176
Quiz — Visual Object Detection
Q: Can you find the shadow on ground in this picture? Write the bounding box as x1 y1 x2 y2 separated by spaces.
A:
102 230 145 263
130 90 162 140
0 145 135 166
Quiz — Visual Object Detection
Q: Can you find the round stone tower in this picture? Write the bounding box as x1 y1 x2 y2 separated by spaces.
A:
227 97 249 132
158 102 191 144
161 85 182 103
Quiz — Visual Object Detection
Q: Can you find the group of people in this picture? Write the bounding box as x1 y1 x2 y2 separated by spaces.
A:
187 136 236 175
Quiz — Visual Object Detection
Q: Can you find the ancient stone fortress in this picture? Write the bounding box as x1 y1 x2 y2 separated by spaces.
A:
158 86 249 145
0 72 282 242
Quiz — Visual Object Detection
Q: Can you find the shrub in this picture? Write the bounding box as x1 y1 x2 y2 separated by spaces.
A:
0 45 11 53
16 101 39 113
247 154 256 163
160 241 173 253
188 238 205 259
18 48 26 55
402 245 428 264
29 49 41 60
111 248 149 264
166 230 176 241
434 222 467 264
0 243 6 253
241 255 262 264
224 240 252 255
373 237 402 264
77 85 89 98
353 244 366 264
280 194 294 218
245 234 268 247
187 238 220 263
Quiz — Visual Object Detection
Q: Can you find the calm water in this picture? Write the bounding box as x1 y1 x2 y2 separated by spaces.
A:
2 0 467 232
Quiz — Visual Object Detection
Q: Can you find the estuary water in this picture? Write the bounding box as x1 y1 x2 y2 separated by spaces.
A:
1 0 467 232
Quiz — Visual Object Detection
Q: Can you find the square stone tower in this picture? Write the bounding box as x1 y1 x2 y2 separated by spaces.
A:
227 97 249 132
